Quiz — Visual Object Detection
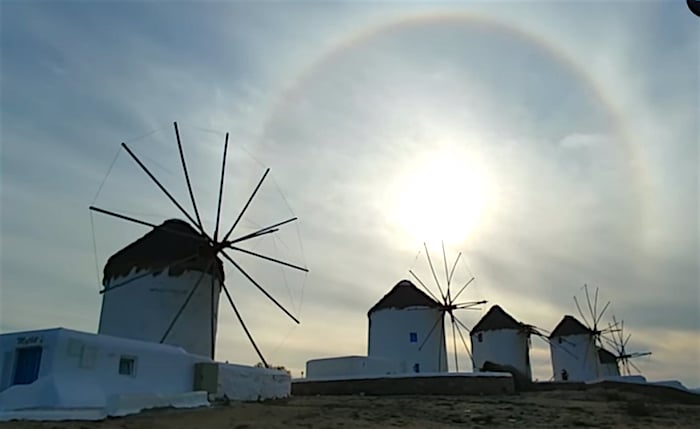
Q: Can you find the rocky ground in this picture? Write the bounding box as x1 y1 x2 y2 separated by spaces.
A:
4 388 699 428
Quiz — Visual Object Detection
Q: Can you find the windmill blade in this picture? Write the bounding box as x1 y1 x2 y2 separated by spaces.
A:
450 314 459 372
424 242 446 302
417 312 444 351
629 360 642 374
220 283 269 368
220 250 300 324
88 206 203 241
453 319 474 367
573 296 592 328
454 300 487 309
409 270 442 303
173 122 204 232
210 274 216 359
629 352 652 358
99 253 200 294
227 245 308 273
539 335 580 359
160 261 213 343
221 168 270 243
452 315 473 334
595 301 611 327
121 142 207 238
228 217 297 245
451 277 476 303
438 318 445 371
89 205 157 229
623 332 632 348
447 251 462 287
593 287 599 324
213 132 230 241
441 241 450 291
584 285 597 330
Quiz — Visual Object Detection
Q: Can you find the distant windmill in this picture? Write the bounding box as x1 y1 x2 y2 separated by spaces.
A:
549 284 620 381
604 315 652 376
408 242 487 372
90 122 308 367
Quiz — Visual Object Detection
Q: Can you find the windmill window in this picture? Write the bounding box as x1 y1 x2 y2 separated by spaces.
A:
409 332 418 343
413 363 420 373
558 337 563 344
118 356 136 376
477 333 483 343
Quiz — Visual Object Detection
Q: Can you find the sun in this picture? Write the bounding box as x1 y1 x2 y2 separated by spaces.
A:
389 150 491 246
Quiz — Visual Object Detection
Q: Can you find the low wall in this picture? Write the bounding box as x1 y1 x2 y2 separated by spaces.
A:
292 373 514 396
306 355 403 379
195 363 291 402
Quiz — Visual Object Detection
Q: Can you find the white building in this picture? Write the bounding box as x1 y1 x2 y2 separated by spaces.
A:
0 327 290 421
98 219 223 359
470 305 532 380
549 315 598 382
367 280 447 374
597 347 620 377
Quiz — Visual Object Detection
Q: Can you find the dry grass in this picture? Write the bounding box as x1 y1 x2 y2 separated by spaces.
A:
2 389 698 429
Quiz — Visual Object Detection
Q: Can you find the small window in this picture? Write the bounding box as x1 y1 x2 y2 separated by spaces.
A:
477 333 483 343
409 332 418 343
413 363 420 373
118 356 136 376
558 337 563 344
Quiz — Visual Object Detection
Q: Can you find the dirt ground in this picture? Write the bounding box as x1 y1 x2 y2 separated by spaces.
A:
3 388 699 429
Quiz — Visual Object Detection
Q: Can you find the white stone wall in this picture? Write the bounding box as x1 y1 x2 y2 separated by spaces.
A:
550 333 598 381
305 355 404 379
471 329 532 379
214 363 290 401
598 362 620 378
368 307 447 373
0 328 210 416
98 269 221 358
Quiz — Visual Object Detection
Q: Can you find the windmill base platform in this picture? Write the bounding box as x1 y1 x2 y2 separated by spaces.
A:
291 372 515 396
0 328 291 421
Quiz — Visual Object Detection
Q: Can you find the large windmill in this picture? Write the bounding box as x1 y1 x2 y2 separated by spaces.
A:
90 122 308 367
604 315 652 376
407 242 487 372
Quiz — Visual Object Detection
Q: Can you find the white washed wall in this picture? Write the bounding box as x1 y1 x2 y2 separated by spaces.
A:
471 329 531 378
99 269 221 358
0 328 210 415
550 334 598 381
215 363 290 401
305 355 404 379
368 307 447 373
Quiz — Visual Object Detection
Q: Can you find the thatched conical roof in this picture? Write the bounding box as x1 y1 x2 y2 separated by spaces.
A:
103 219 224 287
368 279 442 316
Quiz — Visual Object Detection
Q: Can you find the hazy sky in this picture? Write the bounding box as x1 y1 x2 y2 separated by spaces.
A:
1 1 698 387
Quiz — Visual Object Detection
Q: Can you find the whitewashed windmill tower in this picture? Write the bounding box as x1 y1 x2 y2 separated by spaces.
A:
470 305 532 380
92 122 308 364
367 280 447 373
549 284 619 381
367 243 486 373
596 347 620 377
549 315 597 381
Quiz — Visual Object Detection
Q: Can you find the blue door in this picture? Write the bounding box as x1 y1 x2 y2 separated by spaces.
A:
13 346 42 385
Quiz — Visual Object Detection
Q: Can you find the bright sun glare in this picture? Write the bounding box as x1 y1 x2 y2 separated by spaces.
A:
391 151 490 245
